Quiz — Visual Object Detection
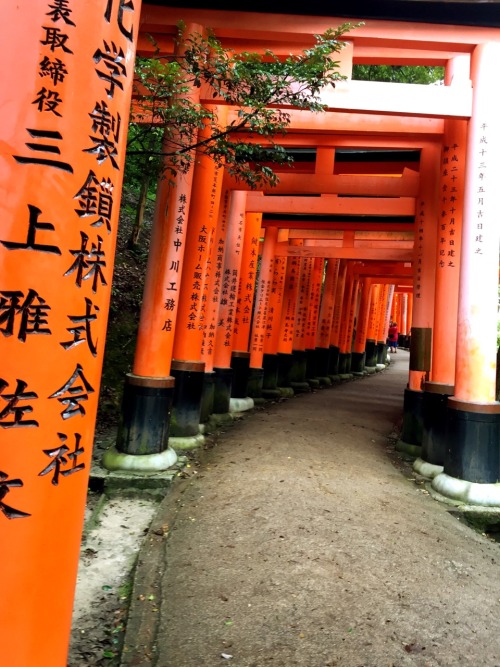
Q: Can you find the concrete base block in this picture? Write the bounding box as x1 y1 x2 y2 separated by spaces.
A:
169 433 206 451
396 439 422 458
102 445 178 472
279 387 294 398
375 363 386 371
261 389 282 399
229 397 254 413
290 381 311 393
317 376 332 386
339 373 353 381
432 472 500 507
413 457 444 479
365 366 377 375
328 375 341 384
307 378 321 388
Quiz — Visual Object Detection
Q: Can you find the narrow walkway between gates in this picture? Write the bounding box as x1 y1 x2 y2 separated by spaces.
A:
122 351 500 667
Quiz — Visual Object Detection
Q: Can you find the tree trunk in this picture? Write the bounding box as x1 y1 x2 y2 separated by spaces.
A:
127 174 151 250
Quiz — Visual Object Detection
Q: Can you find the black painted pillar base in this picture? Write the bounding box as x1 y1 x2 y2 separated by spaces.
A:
263 353 279 390
305 348 318 380
444 399 500 483
277 353 294 387
170 361 205 437
377 342 387 365
200 372 215 423
397 388 424 456
116 373 175 455
231 351 250 399
421 382 454 466
351 351 366 374
213 367 233 414
338 352 351 375
247 367 264 398
365 339 377 368
328 345 340 376
290 349 307 383
315 346 331 378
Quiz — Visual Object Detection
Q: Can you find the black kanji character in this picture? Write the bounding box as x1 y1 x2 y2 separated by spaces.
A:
39 433 85 485
93 41 127 98
1 204 61 254
32 87 63 116
0 472 31 519
46 0 75 25
65 232 107 292
104 0 135 42
83 102 121 168
13 129 73 172
0 378 38 428
39 56 68 85
60 297 99 355
0 289 51 342
74 170 114 232
49 364 94 419
40 26 73 53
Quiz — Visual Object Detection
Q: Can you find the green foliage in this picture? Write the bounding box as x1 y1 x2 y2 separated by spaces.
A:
352 64 444 85
126 23 355 188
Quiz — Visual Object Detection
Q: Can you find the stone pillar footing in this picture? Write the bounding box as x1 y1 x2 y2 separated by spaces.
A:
413 457 444 480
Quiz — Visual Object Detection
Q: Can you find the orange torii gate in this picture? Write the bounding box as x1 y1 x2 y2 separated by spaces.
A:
3 3 500 665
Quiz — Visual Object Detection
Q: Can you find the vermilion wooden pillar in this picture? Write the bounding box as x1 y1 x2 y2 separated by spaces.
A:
248 226 278 396
276 251 301 387
316 258 340 378
352 278 373 374
365 283 381 369
199 182 231 420
0 2 140 664
169 108 224 441
338 267 356 375
212 190 247 413
417 56 468 478
290 257 313 390
231 213 261 399
305 257 325 381
261 255 287 396
379 284 394 364
113 22 202 466
329 259 348 376
399 144 440 455
433 43 500 503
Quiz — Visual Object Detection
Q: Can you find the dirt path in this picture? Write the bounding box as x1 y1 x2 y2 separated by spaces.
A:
121 352 500 667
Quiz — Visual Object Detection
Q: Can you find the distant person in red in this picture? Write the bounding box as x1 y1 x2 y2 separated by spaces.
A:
387 321 399 353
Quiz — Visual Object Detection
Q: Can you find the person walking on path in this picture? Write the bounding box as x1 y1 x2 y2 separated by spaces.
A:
387 320 399 353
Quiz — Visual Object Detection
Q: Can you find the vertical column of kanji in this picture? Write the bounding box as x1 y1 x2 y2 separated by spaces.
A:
0 1 140 664
337 263 355 375
352 278 373 374
303 257 324 382
418 55 469 478
168 107 225 442
276 249 301 389
432 43 500 499
407 293 414 340
365 283 380 370
290 256 313 390
315 258 339 377
248 226 278 397
231 213 262 400
212 190 247 414
199 183 231 422
399 143 439 456
328 259 347 376
261 254 287 397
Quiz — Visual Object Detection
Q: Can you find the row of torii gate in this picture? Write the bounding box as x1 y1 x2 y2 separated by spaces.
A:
2 2 500 665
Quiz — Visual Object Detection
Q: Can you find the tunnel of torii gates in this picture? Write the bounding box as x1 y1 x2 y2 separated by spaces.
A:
2 1 500 664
